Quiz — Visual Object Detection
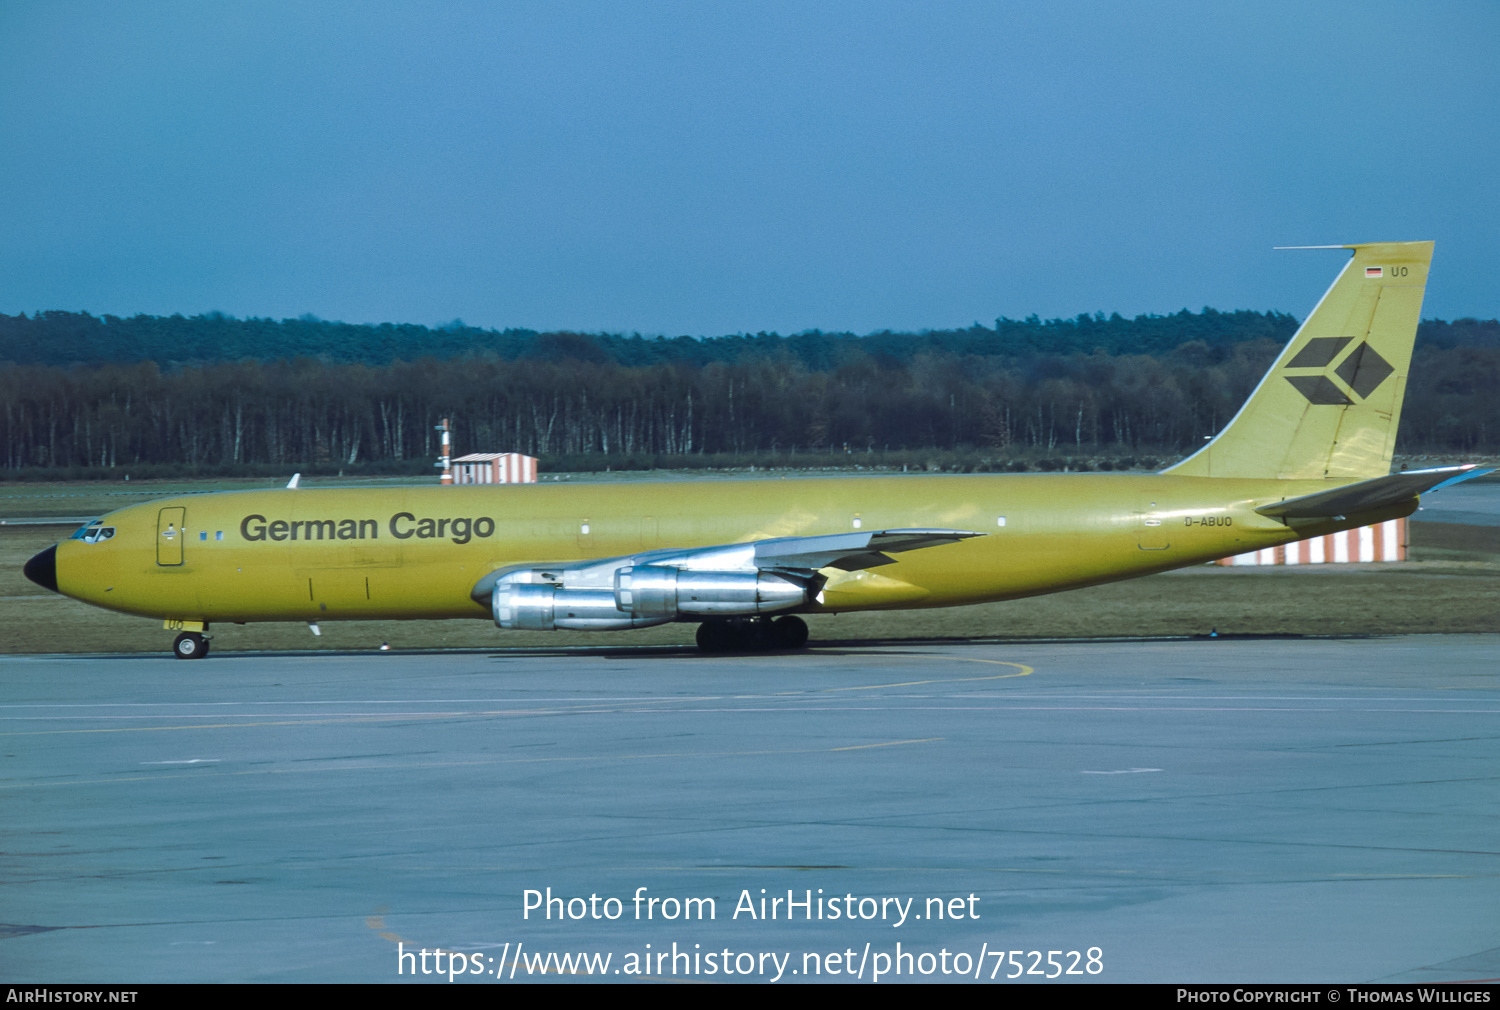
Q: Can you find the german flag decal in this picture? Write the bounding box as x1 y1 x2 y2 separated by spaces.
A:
1365 266 1383 277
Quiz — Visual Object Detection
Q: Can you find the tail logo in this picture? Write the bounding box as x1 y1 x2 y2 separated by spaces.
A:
1281 336 1394 405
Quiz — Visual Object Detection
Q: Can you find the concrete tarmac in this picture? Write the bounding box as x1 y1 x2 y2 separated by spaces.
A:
1415 480 1500 527
1 635 1496 984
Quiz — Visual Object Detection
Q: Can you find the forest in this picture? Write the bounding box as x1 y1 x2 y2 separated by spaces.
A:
0 309 1495 477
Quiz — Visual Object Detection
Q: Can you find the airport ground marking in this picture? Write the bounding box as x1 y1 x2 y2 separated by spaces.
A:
808 658 1034 694
0 701 743 735
829 737 943 751
0 714 552 736
8 696 1495 737
365 911 407 945
0 737 947 790
0 659 1031 734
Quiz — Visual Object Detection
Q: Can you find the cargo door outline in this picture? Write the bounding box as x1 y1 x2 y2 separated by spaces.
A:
157 507 186 566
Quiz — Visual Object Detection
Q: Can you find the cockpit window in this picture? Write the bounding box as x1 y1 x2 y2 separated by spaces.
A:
70 521 115 544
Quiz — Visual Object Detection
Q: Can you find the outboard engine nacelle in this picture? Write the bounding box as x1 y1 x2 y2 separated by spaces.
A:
492 583 671 631
615 565 808 618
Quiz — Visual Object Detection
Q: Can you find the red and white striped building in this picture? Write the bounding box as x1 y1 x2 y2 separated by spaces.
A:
1216 517 1407 565
452 452 538 485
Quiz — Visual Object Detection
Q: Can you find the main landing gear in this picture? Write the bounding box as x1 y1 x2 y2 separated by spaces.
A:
695 615 809 653
172 632 210 660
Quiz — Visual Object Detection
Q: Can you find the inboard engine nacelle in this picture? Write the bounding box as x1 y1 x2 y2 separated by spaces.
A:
491 565 809 631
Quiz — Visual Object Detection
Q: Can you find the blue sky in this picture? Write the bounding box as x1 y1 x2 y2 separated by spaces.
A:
1 2 1495 335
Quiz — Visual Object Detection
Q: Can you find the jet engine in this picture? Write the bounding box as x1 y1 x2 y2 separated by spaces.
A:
491 567 810 631
614 565 808 617
492 582 668 631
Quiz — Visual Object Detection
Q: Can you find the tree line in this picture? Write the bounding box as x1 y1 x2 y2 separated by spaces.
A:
1 334 1494 476
4 307 1496 372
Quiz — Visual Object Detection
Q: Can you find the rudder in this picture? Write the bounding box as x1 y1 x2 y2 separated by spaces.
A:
1165 241 1433 480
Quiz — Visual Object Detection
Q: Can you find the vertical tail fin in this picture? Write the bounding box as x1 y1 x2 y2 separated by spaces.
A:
1165 241 1432 480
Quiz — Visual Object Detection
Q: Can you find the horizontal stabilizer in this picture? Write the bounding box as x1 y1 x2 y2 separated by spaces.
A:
1254 465 1489 520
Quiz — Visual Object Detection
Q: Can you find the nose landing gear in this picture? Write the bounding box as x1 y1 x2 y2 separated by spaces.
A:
695 615 809 653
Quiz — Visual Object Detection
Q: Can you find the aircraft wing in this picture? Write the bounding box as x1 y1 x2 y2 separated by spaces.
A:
1254 465 1490 520
469 527 982 606
752 527 984 571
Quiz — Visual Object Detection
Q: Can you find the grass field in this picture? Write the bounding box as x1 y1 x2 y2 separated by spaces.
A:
4 519 1496 655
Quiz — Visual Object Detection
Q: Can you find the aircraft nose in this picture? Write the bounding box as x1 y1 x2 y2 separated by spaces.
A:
23 545 58 593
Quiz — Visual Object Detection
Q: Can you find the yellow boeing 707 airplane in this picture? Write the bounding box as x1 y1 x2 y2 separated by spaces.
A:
22 241 1487 657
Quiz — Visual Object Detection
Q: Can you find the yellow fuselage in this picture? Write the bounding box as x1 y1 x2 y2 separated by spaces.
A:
53 474 1409 626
